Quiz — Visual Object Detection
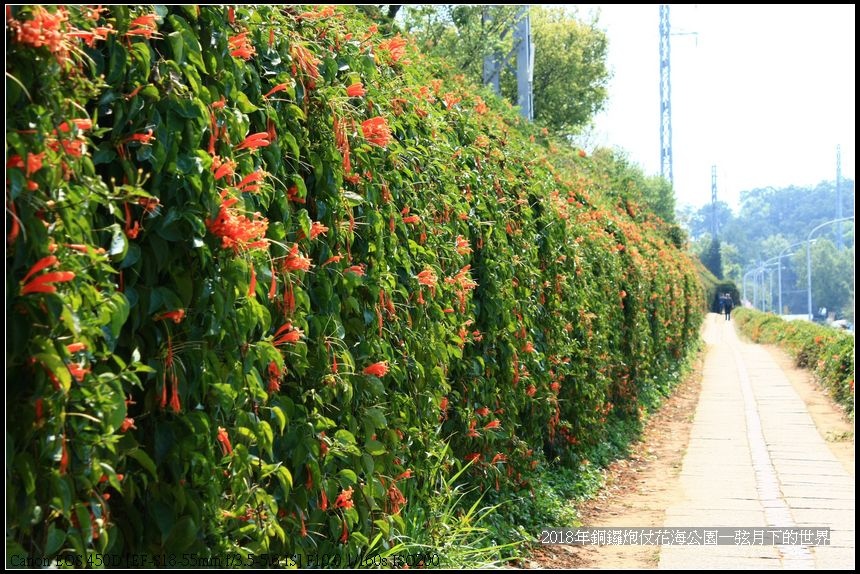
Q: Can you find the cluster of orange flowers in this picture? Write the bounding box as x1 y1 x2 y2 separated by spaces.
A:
267 361 283 393
345 82 365 97
333 115 353 173
360 117 392 147
8 7 159 67
126 14 159 39
18 255 75 295
363 361 389 377
377 35 408 64
291 43 321 80
6 152 44 177
7 6 71 61
206 196 269 251
446 265 479 313
228 30 256 60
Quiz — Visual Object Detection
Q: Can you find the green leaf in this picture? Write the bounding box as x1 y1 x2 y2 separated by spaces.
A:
334 429 356 445
373 519 390 538
235 92 258 113
75 504 93 545
165 515 197 551
50 475 72 515
364 439 386 456
15 455 36 496
128 449 157 479
106 43 128 85
365 377 386 398
141 85 160 101
361 453 375 477
258 420 274 456
120 243 141 269
270 406 287 434
108 223 128 260
276 466 293 499
167 15 206 72
287 104 305 121
106 391 127 433
93 144 117 165
45 524 66 556
34 353 72 392
365 409 387 433
298 209 312 240
337 469 357 485
129 42 152 82
342 190 364 206
108 293 130 340
281 132 300 160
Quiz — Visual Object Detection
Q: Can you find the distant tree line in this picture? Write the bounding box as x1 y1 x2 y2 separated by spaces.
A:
681 180 855 320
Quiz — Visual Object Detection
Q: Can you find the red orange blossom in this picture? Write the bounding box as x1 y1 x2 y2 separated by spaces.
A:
361 116 392 147
363 361 389 377
206 195 268 251
19 255 75 295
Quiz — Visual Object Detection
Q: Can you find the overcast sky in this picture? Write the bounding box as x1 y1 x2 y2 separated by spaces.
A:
572 4 855 211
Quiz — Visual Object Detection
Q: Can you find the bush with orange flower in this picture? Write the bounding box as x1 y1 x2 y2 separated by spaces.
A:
6 5 702 563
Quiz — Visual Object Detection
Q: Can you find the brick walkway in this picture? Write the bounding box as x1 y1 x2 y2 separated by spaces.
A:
659 314 855 569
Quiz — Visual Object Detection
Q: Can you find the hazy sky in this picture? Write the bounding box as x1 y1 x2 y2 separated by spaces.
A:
573 4 855 211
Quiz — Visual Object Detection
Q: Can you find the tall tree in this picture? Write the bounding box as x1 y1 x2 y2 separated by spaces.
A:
399 5 523 84
641 175 676 225
686 200 735 240
720 242 743 285
701 236 723 279
400 5 609 136
506 6 609 136
792 239 854 319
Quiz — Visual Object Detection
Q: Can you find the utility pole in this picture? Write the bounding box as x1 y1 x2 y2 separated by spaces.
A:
482 7 501 95
711 165 718 237
483 6 532 120
659 5 673 185
514 6 533 121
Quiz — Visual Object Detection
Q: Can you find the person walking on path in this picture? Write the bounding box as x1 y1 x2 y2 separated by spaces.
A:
723 293 733 320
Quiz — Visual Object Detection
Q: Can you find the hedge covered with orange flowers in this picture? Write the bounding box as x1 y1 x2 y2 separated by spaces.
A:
6 5 703 562
733 309 854 415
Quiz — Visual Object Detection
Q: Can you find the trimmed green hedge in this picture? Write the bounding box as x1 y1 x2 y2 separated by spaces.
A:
734 309 854 415
6 5 703 562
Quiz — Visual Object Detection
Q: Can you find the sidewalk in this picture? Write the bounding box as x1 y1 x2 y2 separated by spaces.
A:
658 314 855 569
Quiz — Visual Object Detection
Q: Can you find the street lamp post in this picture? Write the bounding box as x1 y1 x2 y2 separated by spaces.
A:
751 265 759 309
769 267 774 312
755 264 766 311
743 266 757 305
777 239 816 315
761 255 782 313
759 257 781 313
806 216 854 321
776 240 813 315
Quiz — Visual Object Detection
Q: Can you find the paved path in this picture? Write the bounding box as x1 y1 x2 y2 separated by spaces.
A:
659 314 855 569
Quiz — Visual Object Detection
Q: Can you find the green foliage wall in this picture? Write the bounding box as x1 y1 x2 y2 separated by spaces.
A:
6 5 703 561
